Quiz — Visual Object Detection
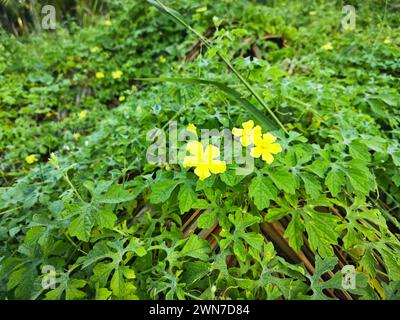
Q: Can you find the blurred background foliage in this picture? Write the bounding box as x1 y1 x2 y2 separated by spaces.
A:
1 0 400 35
0 0 107 34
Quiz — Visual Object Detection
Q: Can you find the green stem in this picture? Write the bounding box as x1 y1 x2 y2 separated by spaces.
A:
150 0 288 134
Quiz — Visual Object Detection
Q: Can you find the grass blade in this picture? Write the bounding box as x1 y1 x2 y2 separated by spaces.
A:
145 0 288 134
137 77 278 131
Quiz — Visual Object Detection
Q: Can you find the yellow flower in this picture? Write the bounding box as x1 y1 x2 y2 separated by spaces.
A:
73 133 81 140
384 37 391 44
96 72 105 79
322 42 333 50
186 123 197 134
112 70 123 79
119 96 126 102
79 110 88 119
196 6 207 13
104 20 112 26
25 154 38 164
90 46 100 53
250 133 282 164
159 56 167 64
232 120 262 147
309 11 317 16
183 141 226 180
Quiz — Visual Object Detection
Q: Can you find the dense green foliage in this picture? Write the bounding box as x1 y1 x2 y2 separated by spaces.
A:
1 0 400 300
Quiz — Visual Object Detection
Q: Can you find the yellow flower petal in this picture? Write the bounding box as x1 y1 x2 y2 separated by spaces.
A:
96 72 105 79
204 144 220 162
240 135 250 147
196 6 207 13
262 151 274 164
262 133 277 144
25 155 38 164
250 146 262 158
253 125 262 136
112 70 123 79
232 127 243 137
187 123 197 134
267 143 282 154
208 160 226 174
322 43 333 50
242 120 254 130
90 47 100 53
183 156 199 167
194 165 211 180
186 141 203 155
79 110 88 119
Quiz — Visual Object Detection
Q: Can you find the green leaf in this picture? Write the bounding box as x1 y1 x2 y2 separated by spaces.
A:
360 247 377 278
325 167 345 197
349 141 370 162
303 209 340 257
150 180 179 204
265 207 290 222
249 174 277 210
182 262 209 285
197 210 218 229
220 169 246 187
301 173 321 199
305 158 330 178
69 206 94 242
284 212 304 252
233 238 247 262
94 207 117 229
269 168 297 194
177 184 197 214
110 268 125 297
45 274 87 300
308 256 339 300
180 234 211 261
343 161 374 196
97 185 137 204
96 288 112 300
241 232 264 251
380 247 400 281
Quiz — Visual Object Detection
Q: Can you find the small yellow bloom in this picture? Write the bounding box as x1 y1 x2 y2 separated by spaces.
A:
79 110 88 119
73 133 81 140
112 70 123 79
309 11 317 16
250 133 282 164
384 37 391 44
186 123 197 134
183 141 226 180
322 43 333 50
232 120 262 147
159 56 167 64
104 20 112 26
25 154 38 164
119 96 126 102
45 112 53 118
196 6 207 13
90 46 100 53
96 72 105 79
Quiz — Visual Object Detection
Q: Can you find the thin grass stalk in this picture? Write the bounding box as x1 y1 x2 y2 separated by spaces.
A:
147 0 288 134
